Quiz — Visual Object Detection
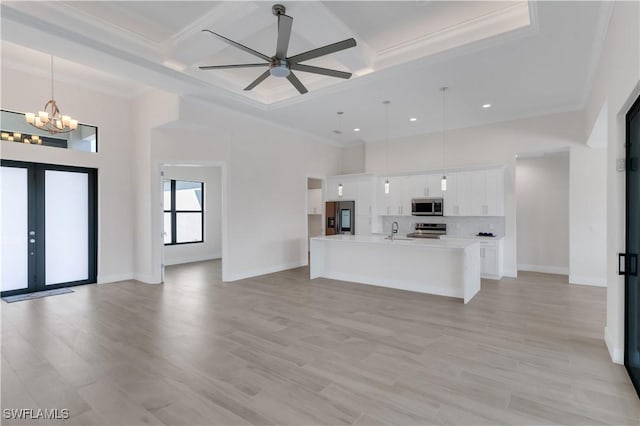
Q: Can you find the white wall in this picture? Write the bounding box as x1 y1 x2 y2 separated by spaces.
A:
162 165 222 266
584 0 640 364
131 90 180 283
516 153 570 274
365 110 602 279
340 144 366 174
0 65 135 283
144 97 341 282
570 113 607 286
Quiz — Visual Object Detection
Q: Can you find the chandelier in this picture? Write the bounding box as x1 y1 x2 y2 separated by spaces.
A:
25 56 78 134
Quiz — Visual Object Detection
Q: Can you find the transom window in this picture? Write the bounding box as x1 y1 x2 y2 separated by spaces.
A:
164 180 204 245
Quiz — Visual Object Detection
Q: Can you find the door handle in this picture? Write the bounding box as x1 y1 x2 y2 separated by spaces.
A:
619 253 626 275
630 253 638 277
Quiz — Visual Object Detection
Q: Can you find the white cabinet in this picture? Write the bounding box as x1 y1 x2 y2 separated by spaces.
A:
484 168 505 216
443 172 472 216
325 176 356 201
443 168 504 217
426 174 444 198
409 174 443 198
480 239 503 279
325 174 376 235
377 176 410 216
307 189 322 215
467 169 504 216
443 173 458 216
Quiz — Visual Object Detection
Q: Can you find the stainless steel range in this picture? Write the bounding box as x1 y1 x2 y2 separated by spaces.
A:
407 223 446 239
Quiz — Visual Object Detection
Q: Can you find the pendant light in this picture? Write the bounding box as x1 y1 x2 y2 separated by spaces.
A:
383 100 391 194
334 111 344 197
25 56 78 134
440 87 448 191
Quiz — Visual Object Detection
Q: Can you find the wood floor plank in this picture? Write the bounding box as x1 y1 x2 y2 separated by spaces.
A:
1 261 638 425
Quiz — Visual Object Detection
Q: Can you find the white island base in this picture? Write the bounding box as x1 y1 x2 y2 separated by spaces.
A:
310 235 481 304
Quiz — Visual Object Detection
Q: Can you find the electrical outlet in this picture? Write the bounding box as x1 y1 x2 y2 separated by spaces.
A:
617 158 626 172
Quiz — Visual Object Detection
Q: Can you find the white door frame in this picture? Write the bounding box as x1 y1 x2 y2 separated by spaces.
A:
154 160 228 282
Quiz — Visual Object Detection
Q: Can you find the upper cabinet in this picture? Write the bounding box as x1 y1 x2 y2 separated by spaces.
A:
377 176 410 216
325 166 505 220
444 168 504 216
408 174 443 199
325 174 377 234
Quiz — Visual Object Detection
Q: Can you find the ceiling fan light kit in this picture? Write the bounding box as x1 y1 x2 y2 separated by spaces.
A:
199 4 357 95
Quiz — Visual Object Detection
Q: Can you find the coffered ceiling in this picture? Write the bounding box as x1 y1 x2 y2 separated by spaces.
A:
1 1 611 146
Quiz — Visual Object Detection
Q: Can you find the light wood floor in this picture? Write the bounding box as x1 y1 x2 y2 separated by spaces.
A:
2 261 638 425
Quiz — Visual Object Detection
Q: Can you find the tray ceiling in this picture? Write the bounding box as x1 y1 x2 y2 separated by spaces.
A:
0 1 611 145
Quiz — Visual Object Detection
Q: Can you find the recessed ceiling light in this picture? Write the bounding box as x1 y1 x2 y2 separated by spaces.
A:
482 104 492 109
409 117 417 122
353 128 361 132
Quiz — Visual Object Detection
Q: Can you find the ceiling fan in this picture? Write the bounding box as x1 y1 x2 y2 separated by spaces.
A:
199 4 357 94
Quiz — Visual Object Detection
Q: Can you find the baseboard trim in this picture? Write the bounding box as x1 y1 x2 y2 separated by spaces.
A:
569 274 607 287
517 264 569 275
133 273 162 284
604 326 623 365
224 260 307 282
503 269 518 278
97 273 134 284
164 253 221 266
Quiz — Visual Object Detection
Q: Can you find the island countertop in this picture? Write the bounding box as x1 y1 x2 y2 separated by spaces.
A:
310 234 481 303
311 234 479 249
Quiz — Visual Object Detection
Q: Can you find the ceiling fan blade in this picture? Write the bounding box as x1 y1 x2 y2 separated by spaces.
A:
287 38 357 64
289 63 352 79
199 63 269 70
244 70 271 91
286 71 308 94
202 29 271 62
275 14 293 59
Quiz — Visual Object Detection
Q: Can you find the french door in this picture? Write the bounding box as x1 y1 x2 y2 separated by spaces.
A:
1 160 97 296
624 95 640 396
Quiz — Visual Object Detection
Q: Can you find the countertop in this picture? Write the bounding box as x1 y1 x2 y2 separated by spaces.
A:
311 234 479 249
439 235 504 242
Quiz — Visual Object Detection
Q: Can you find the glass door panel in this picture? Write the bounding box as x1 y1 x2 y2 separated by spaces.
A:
44 170 89 285
1 166 29 292
0 161 96 297
626 95 640 396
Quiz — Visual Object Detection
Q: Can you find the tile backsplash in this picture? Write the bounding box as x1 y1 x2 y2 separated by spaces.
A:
379 216 505 237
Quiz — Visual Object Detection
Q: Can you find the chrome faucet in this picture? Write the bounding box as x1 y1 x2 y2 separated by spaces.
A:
390 221 399 240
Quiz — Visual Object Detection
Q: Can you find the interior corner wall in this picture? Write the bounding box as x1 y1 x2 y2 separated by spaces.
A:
149 98 342 282
584 0 640 364
162 165 222 265
340 144 366 174
516 154 570 275
0 65 135 284
365 110 588 279
131 90 180 283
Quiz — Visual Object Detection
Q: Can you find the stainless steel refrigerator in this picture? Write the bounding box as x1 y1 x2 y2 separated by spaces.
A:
325 201 355 235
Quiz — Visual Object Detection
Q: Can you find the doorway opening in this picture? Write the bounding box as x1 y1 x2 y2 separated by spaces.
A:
306 177 323 256
515 150 570 277
161 165 223 272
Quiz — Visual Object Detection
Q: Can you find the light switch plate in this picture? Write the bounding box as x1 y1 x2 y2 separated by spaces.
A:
617 158 626 172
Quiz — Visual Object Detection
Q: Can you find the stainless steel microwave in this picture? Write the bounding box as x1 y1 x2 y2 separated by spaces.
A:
411 198 444 216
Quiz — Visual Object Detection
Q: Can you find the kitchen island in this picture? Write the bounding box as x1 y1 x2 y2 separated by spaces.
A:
310 235 481 303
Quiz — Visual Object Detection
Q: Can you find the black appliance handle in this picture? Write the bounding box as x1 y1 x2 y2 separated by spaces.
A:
619 253 626 275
